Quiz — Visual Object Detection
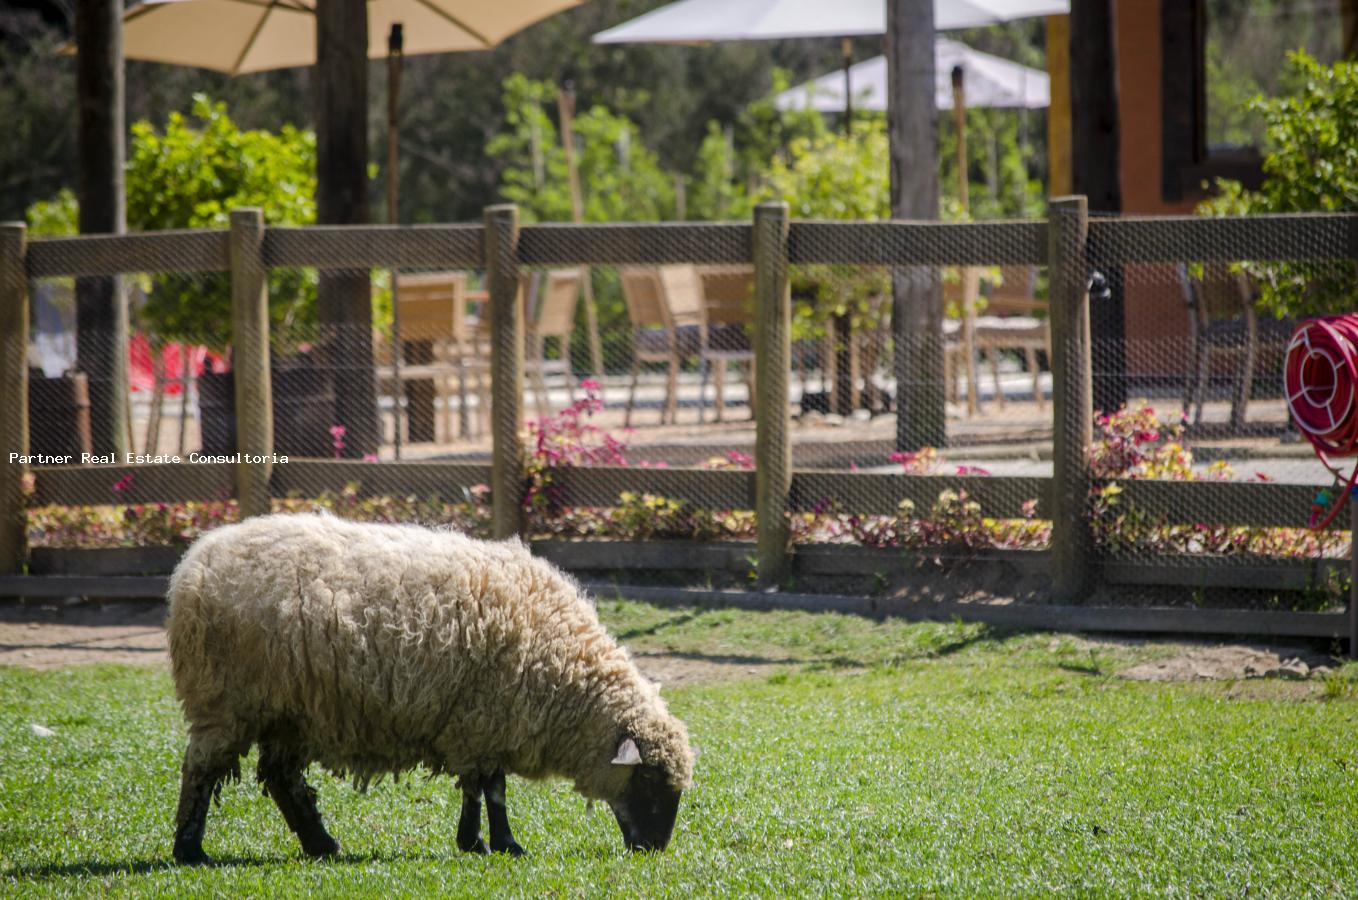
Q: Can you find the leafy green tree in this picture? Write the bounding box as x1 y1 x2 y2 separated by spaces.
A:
1199 52 1358 318
128 95 317 350
488 73 676 223
756 119 892 339
28 95 318 350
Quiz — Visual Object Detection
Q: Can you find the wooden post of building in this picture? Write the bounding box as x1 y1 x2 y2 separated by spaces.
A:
1045 14 1073 197
486 204 525 540
754 202 792 587
0 223 29 575
230 209 274 518
1049 196 1092 601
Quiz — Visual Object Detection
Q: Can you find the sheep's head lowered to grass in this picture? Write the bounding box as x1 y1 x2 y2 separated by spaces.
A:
164 514 694 863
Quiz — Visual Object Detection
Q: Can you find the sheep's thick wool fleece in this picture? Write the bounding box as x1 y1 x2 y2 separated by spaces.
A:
166 514 692 797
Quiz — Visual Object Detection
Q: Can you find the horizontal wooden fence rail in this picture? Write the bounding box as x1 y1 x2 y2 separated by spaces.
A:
25 229 231 277
787 220 1048 266
517 222 752 265
263 225 485 269
269 461 492 498
21 212 1358 280
30 463 236 506
1088 213 1358 265
1111 480 1316 529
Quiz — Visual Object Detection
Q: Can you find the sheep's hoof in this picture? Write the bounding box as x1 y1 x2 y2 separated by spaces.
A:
173 843 211 866
301 835 341 859
491 840 525 857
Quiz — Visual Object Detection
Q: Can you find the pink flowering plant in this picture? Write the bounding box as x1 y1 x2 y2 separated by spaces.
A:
1089 403 1345 561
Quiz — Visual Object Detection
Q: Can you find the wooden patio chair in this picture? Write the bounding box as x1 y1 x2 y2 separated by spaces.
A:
696 265 756 422
619 266 704 426
524 269 582 418
942 267 981 416
974 265 1048 410
375 271 488 444
1181 262 1292 431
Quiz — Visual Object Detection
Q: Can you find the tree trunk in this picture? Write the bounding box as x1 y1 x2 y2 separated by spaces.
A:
887 0 945 450
315 0 379 456
75 0 129 456
1071 0 1126 415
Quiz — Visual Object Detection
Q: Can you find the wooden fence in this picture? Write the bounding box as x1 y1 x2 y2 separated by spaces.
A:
3 201 1358 643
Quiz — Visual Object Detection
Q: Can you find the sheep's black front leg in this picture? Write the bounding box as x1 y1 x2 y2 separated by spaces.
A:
456 775 489 854
258 743 340 859
484 769 524 856
173 763 218 865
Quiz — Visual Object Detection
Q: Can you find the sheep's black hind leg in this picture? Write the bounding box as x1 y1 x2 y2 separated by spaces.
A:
258 743 340 859
456 775 489 854
485 769 524 856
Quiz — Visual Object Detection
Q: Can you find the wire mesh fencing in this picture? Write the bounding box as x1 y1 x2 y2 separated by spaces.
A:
1082 213 1351 610
785 220 1052 564
22 268 242 552
10 207 1358 615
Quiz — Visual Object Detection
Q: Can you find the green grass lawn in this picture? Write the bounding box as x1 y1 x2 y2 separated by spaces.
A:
4 601 1358 896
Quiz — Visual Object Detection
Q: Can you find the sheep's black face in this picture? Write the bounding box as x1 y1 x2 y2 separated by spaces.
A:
609 764 682 852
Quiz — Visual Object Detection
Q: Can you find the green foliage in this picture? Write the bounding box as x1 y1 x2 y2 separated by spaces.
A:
24 96 319 349
24 189 78 238
128 95 317 349
686 122 751 221
1198 52 1358 317
756 119 891 335
488 74 676 224
939 107 1046 220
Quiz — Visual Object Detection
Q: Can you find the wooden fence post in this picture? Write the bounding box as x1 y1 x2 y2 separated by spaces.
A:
754 202 792 586
1049 195 1092 601
486 204 525 540
0 223 28 575
230 208 274 518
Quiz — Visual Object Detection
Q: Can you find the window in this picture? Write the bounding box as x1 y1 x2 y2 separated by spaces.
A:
1161 0 1353 201
1204 0 1344 155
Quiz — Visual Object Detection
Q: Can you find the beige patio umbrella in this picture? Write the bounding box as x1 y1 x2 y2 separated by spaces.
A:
104 0 581 455
118 0 580 74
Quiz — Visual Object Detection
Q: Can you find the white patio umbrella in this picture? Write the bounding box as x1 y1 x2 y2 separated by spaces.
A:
592 0 1068 44
774 39 1050 112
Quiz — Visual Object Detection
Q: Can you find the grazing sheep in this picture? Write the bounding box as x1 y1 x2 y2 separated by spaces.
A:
165 514 693 863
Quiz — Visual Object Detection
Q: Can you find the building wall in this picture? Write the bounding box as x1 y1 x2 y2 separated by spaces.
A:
1115 0 1195 381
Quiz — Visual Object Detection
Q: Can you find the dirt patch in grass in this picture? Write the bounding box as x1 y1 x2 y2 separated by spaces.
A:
1117 643 1335 683
0 600 169 670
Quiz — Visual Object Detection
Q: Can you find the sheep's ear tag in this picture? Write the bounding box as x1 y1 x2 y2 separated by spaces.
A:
612 737 642 766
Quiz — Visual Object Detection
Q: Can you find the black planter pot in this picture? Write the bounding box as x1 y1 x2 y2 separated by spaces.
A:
28 370 92 458
198 354 337 457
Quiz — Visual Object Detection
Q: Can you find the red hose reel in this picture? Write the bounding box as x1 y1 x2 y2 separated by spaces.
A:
1284 316 1358 529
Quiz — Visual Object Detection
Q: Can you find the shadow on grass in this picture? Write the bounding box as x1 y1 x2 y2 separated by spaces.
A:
4 849 460 882
614 611 700 641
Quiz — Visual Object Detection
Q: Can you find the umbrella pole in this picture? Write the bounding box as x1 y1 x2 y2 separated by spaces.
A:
951 64 978 416
557 83 604 381
388 23 404 459
841 37 853 134
951 65 968 214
